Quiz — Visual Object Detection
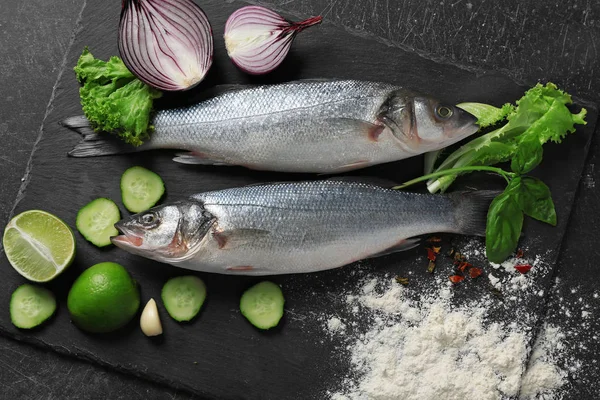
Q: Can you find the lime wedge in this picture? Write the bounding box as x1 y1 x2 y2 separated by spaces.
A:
3 210 76 282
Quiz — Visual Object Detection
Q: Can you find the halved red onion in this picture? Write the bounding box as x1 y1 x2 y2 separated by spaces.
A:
119 0 213 91
224 6 322 75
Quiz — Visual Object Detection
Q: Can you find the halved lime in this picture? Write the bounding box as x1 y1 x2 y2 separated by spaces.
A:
3 210 76 282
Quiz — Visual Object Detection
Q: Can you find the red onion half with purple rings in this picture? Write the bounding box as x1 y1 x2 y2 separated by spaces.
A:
224 6 322 75
119 0 213 91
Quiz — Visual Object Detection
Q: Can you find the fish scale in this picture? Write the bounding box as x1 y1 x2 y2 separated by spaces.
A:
67 80 478 173
113 180 494 275
154 80 394 124
148 81 402 171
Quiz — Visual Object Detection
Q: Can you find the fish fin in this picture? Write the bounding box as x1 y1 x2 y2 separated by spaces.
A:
326 176 399 188
203 84 258 97
366 238 421 259
213 228 270 250
293 78 335 83
448 190 500 237
367 124 385 142
323 117 382 135
326 159 371 173
323 117 384 142
173 152 233 166
195 80 340 99
243 181 291 188
226 265 254 272
62 116 140 157
60 115 93 130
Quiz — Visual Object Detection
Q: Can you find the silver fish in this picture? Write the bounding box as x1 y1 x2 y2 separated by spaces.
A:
111 180 494 275
64 80 478 173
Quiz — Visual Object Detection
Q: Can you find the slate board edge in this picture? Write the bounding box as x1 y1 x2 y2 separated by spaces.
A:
0 324 209 400
519 113 600 379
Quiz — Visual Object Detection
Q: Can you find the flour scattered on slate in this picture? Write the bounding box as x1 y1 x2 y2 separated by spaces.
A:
519 324 567 399
327 317 346 334
318 239 585 400
529 276 600 399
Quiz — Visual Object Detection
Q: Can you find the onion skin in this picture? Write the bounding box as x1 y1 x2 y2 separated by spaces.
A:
224 6 322 75
119 0 213 92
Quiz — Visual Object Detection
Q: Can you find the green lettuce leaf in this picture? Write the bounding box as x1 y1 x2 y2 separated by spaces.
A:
457 102 514 128
510 135 543 174
427 82 587 193
74 47 162 146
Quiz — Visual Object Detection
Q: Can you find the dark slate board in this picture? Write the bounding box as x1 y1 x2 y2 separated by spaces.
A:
0 1 597 399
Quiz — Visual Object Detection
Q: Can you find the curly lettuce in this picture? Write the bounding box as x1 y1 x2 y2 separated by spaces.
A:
74 47 162 146
397 83 587 263
425 83 587 193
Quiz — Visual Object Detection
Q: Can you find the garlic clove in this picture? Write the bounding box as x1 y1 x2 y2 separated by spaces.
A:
140 298 163 337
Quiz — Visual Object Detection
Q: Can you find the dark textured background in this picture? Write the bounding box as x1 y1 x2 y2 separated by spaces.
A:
0 0 599 398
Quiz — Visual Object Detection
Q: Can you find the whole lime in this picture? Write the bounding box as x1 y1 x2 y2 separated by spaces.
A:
67 262 140 333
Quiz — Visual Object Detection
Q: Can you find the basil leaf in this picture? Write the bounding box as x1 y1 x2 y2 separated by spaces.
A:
485 191 523 263
503 176 522 196
515 176 557 226
511 135 543 174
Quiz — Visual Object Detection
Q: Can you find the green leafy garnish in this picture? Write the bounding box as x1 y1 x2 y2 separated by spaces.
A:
74 47 162 146
510 135 543 174
425 83 586 193
457 102 514 128
484 176 555 262
396 83 587 263
485 191 523 263
512 177 556 225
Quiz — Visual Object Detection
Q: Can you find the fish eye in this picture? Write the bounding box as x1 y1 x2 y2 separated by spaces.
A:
436 105 453 119
141 213 157 225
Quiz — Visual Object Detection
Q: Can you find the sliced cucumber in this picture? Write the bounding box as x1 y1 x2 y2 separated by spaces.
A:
10 284 57 329
121 166 165 213
240 281 284 330
76 198 120 247
161 276 206 322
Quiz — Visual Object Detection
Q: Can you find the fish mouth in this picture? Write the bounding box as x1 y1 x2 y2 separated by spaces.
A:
458 108 479 129
111 222 144 247
111 235 144 247
449 108 479 139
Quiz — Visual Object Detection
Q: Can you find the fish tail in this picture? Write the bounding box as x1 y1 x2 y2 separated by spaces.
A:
60 116 141 157
448 190 499 237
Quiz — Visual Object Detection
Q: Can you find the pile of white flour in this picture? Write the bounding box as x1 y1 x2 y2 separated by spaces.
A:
325 274 569 400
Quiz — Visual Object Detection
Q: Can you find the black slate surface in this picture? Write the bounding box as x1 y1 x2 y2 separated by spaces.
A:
260 0 600 102
0 0 82 231
1 0 600 399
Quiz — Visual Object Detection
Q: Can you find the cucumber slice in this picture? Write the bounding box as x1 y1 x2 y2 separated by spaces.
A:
76 198 120 247
240 281 284 330
10 284 57 329
121 166 165 213
161 276 206 322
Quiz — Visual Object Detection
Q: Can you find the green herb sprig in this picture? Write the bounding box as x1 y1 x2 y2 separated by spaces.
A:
396 83 587 263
